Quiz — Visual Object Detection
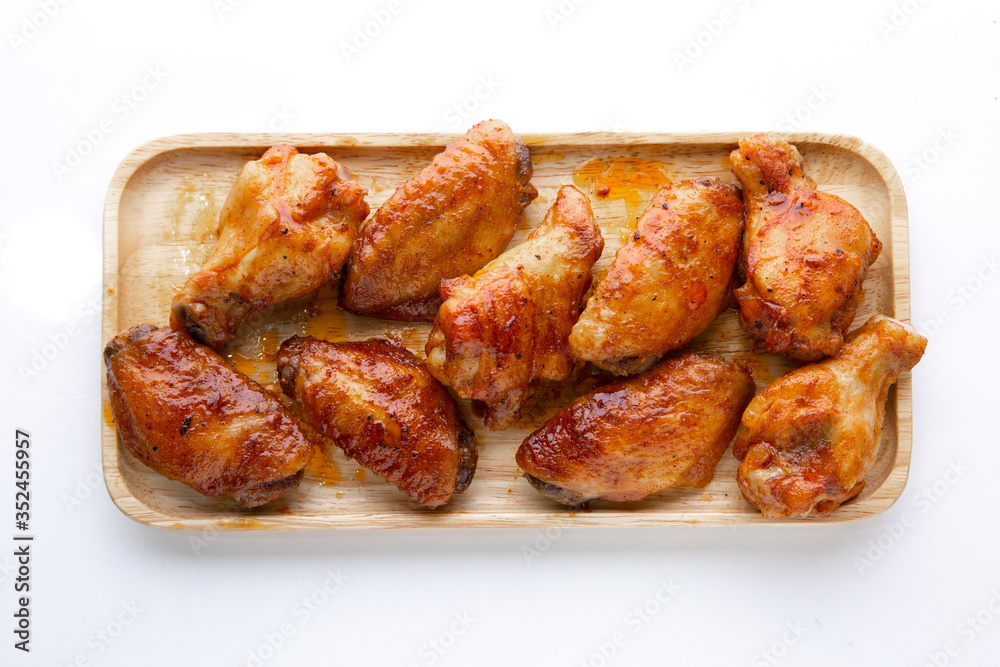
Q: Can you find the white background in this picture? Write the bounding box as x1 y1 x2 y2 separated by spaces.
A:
1 0 998 665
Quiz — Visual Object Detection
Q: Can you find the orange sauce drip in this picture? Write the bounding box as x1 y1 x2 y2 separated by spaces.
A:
226 353 259 380
731 352 775 386
304 297 348 341
103 401 115 429
532 151 566 164
572 157 673 241
225 331 280 385
307 446 341 486
353 467 367 482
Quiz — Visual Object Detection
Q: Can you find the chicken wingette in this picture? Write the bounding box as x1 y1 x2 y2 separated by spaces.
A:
277 336 477 508
569 179 744 375
341 120 538 321
104 324 312 507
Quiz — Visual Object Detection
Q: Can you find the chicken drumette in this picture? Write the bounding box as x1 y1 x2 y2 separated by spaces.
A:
734 315 926 518
731 135 881 361
172 144 369 349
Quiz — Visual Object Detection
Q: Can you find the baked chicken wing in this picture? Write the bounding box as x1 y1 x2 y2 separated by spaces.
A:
733 315 926 518
516 354 755 506
277 336 477 508
425 185 604 430
104 325 312 507
341 119 538 321
731 135 881 361
172 144 369 349
569 179 744 375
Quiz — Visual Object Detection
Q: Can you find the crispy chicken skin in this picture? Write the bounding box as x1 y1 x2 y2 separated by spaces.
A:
569 179 745 376
425 185 604 430
731 135 881 361
172 144 369 349
277 336 477 508
341 120 538 321
104 325 312 508
516 354 755 506
733 315 926 518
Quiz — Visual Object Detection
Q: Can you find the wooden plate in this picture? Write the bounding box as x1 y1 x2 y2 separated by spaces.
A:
102 131 911 529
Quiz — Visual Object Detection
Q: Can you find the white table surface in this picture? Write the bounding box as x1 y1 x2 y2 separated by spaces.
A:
2 0 998 665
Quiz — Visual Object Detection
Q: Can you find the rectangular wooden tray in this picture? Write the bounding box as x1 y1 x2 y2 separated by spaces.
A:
102 131 911 529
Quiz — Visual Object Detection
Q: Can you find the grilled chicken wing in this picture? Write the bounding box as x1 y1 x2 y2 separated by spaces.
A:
277 336 477 508
425 185 604 430
172 144 369 349
734 315 926 518
104 325 312 507
731 135 881 361
341 120 538 321
569 179 745 375
516 354 755 506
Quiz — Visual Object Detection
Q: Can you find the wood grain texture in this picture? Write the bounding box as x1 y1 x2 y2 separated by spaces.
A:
101 131 911 530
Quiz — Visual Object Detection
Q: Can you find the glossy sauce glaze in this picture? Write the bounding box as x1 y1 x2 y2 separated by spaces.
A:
516 354 756 506
276 336 477 508
104 324 312 507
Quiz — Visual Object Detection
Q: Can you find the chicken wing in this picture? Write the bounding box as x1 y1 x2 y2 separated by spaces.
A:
425 185 604 430
104 325 313 507
341 119 538 321
731 135 881 361
516 354 755 506
277 336 477 508
172 144 369 349
569 179 744 375
733 315 926 518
